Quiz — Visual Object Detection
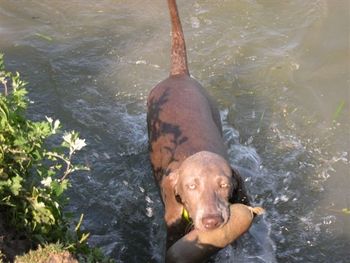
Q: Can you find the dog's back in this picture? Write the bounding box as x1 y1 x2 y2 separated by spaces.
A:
147 75 226 182
147 0 226 183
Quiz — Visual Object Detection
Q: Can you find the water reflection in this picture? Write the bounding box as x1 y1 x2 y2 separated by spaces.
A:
0 0 348 262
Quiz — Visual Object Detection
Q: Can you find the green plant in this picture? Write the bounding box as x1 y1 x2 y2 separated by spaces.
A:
0 55 87 243
14 243 72 263
0 55 113 262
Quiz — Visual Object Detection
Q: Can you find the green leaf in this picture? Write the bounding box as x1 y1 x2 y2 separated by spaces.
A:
79 232 90 244
342 208 350 214
333 100 346 121
51 179 68 197
35 33 53 42
9 175 23 195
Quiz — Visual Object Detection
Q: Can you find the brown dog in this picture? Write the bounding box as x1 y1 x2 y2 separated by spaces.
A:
147 0 249 249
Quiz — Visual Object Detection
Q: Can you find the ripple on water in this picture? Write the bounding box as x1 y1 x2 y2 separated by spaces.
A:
2 0 348 262
219 110 277 263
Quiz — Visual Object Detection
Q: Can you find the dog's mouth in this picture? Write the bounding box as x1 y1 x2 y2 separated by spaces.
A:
183 203 231 231
193 204 230 231
193 211 230 231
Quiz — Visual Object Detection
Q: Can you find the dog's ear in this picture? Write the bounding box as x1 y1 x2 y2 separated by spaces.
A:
167 169 186 204
162 170 184 227
169 170 183 203
230 168 250 205
168 170 179 191
166 170 180 198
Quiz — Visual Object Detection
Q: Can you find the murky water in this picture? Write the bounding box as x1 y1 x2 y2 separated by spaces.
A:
1 0 349 262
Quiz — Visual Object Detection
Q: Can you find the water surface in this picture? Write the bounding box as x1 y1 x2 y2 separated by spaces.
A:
0 0 349 262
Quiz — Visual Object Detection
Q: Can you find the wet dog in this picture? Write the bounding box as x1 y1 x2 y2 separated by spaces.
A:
147 0 249 248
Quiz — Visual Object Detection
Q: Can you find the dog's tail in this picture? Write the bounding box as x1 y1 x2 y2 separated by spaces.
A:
167 0 189 76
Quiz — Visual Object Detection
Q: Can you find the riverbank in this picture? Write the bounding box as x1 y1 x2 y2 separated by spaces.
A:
0 55 112 263
0 213 76 263
0 212 31 262
0 215 77 263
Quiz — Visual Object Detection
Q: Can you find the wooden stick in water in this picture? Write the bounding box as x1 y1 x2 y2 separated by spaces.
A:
166 204 264 263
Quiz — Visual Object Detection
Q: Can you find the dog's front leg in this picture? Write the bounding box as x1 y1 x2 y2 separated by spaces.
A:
161 175 187 248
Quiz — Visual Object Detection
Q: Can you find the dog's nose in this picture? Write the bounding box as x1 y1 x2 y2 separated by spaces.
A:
202 215 224 230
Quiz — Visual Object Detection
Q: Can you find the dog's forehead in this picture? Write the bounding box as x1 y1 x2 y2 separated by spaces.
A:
180 151 231 176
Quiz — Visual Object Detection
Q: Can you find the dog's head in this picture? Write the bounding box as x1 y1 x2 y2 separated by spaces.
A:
169 151 245 231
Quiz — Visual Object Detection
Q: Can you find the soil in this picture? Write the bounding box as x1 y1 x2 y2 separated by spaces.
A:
0 213 33 262
0 212 77 263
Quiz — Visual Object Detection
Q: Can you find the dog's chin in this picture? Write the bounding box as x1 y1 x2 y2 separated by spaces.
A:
193 221 226 232
194 223 209 232
193 216 229 232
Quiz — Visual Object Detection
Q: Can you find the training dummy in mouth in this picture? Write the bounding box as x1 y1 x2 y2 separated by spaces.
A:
166 204 264 263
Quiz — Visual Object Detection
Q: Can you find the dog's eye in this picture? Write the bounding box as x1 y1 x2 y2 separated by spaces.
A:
220 183 229 188
188 184 196 190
